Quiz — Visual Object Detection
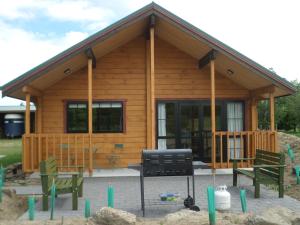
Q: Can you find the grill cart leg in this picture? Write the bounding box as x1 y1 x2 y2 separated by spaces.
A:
140 174 145 216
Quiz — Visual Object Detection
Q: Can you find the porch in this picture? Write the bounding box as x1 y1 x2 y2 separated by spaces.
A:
22 130 278 172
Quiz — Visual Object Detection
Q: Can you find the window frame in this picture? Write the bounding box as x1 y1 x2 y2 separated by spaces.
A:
92 101 124 133
65 100 126 134
66 101 88 133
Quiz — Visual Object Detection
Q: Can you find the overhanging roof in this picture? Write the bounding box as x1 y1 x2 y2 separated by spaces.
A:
1 2 296 99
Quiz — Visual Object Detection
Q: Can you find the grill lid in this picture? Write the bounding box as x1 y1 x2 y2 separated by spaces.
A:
141 149 193 177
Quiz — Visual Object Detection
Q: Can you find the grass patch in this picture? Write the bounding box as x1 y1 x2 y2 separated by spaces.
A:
0 138 22 167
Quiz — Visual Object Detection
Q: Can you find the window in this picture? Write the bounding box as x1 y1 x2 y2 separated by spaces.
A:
67 102 88 133
227 102 244 159
93 102 123 133
66 101 124 133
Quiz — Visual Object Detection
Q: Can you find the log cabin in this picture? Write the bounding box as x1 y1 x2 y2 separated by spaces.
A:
1 3 296 174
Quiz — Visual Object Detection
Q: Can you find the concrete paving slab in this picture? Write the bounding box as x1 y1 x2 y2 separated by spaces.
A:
17 174 300 220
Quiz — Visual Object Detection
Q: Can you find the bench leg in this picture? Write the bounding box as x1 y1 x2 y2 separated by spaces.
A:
42 194 48 211
279 183 284 198
254 180 260 198
233 170 238 186
72 189 78 210
78 182 83 197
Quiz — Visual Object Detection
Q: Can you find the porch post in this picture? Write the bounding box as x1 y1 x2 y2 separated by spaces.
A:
25 93 31 135
210 60 216 169
147 15 155 149
251 98 258 131
36 96 43 133
88 58 93 174
269 93 275 131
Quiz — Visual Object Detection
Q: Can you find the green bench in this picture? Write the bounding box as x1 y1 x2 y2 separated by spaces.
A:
233 149 285 198
40 157 84 211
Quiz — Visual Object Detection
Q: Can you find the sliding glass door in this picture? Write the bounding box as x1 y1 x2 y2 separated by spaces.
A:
157 100 244 162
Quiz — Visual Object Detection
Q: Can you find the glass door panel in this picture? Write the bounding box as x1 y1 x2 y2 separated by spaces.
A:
179 104 201 160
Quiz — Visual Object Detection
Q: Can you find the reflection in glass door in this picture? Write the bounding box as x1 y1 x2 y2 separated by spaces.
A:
179 104 201 160
156 100 243 163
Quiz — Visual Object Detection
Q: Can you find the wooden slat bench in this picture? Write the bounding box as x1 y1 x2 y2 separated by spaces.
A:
40 157 84 211
233 149 285 198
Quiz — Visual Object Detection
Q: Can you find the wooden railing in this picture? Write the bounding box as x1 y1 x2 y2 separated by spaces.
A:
213 130 278 168
22 134 94 172
22 131 278 172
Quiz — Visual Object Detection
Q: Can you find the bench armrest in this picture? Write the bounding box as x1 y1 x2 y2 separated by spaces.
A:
232 158 255 161
57 165 84 168
253 164 286 168
40 172 79 176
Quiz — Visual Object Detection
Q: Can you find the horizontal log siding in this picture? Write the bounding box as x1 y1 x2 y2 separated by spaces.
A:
155 38 250 99
42 36 146 168
39 36 250 168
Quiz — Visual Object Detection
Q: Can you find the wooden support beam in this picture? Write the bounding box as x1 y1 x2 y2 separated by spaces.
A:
210 60 216 169
85 48 96 68
25 93 31 135
269 93 275 131
251 98 258 131
22 85 42 96
250 85 276 98
87 58 93 175
150 26 155 149
36 96 43 133
199 50 217 69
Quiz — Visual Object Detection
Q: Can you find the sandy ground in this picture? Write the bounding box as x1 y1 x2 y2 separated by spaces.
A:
278 132 300 201
0 189 27 220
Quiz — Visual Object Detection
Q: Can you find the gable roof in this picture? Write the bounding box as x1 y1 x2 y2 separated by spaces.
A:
1 2 296 99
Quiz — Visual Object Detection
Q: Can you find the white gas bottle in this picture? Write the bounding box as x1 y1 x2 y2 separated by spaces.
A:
215 185 231 211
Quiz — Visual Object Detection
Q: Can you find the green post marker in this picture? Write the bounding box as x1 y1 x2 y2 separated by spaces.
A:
107 185 114 208
85 199 91 218
50 181 56 220
240 189 247 213
296 167 300 185
287 145 295 163
28 196 35 220
0 186 2 203
207 186 216 225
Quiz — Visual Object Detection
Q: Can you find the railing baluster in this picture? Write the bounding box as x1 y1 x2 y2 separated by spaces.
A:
227 132 230 168
247 133 250 167
60 135 63 167
220 133 223 168
240 133 244 168
75 135 78 167
30 135 34 171
68 135 70 168
83 136 85 169
53 135 56 159
38 135 42 164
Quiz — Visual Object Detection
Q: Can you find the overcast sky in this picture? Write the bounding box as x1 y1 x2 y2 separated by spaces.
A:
0 0 299 105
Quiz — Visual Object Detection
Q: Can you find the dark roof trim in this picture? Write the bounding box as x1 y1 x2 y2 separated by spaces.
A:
1 2 296 97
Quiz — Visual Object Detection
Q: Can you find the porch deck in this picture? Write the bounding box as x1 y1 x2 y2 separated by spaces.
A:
16 174 300 220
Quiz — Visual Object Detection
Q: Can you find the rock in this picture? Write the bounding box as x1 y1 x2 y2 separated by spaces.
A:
247 206 300 225
93 207 136 225
163 209 209 225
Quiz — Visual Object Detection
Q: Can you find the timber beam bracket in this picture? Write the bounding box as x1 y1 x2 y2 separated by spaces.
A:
85 48 96 68
22 85 42 96
198 50 217 69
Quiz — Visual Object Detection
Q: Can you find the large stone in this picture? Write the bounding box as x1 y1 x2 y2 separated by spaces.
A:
163 209 209 225
247 207 300 225
93 207 136 225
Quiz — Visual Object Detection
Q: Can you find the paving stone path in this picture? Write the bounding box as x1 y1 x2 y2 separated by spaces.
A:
18 174 300 220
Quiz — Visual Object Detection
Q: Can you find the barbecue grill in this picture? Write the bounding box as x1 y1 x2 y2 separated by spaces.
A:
140 149 196 216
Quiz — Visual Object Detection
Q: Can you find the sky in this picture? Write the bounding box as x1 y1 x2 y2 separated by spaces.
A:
0 0 299 105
